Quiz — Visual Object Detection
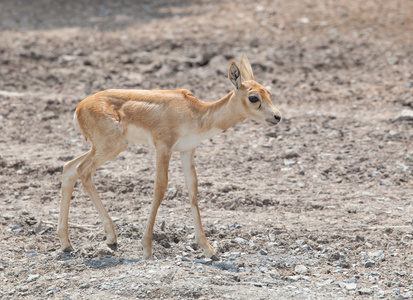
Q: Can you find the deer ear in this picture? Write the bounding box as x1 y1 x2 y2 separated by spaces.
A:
240 54 254 81
228 61 241 90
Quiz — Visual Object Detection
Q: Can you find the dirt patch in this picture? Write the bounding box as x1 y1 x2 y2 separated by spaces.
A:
1 0 413 299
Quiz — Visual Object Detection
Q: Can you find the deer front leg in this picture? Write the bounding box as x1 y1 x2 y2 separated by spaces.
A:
142 146 172 259
180 149 216 258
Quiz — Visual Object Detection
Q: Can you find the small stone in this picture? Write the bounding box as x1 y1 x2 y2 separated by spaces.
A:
358 288 373 295
195 258 212 265
181 256 191 262
288 275 301 282
297 17 310 24
2 214 14 220
400 292 413 299
302 244 312 251
284 159 296 166
11 225 22 233
346 283 357 290
368 251 382 258
16 285 29 292
329 252 340 261
294 265 308 274
185 246 195 252
395 109 413 122
161 240 171 248
362 191 375 197
27 274 39 282
387 56 399 66
80 283 91 289
230 222 242 229
365 242 373 248
250 38 260 48
25 250 38 258
195 259 206 264
328 28 340 36
234 238 246 244
365 260 375 268
340 261 351 269
260 249 268 256
347 207 357 213
380 179 392 186
93 247 114 257
323 279 334 285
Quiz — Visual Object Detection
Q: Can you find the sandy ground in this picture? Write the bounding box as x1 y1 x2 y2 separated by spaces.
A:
1 0 413 299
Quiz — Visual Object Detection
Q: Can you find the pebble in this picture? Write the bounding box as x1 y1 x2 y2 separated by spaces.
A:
345 283 357 290
400 292 413 299
230 222 242 229
365 260 375 268
387 56 399 66
288 275 301 282
27 274 39 282
302 244 312 251
395 109 413 121
284 159 296 166
358 288 373 295
2 213 14 220
16 285 29 292
80 283 91 289
234 238 246 244
260 249 268 256
11 225 22 233
194 259 212 265
380 179 392 186
368 251 382 258
294 265 308 274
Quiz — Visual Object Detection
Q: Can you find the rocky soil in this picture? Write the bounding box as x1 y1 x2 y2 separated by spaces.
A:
1 0 413 299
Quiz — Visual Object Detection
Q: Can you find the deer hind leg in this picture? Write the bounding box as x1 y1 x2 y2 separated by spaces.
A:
180 149 216 258
142 145 172 259
58 151 90 252
76 139 127 250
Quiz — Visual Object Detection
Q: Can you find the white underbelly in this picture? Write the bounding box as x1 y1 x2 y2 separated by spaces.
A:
124 125 154 147
173 128 222 152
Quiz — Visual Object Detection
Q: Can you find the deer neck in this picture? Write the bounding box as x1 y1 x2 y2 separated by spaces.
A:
203 91 246 131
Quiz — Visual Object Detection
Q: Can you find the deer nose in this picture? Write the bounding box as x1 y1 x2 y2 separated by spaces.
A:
274 114 282 123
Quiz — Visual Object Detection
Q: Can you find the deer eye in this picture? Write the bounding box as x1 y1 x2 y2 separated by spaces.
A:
248 95 260 103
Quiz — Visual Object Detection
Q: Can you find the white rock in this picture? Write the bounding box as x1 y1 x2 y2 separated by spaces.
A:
27 274 39 282
234 238 246 244
294 265 308 274
395 109 413 121
346 283 357 290
368 251 382 258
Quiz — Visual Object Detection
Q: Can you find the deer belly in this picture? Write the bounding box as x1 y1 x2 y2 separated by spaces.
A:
124 125 154 147
173 128 221 152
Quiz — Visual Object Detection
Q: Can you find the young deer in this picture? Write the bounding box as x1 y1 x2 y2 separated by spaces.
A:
58 55 281 259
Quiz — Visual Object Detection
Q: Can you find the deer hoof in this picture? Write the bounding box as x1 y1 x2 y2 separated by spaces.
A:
62 245 74 252
107 243 118 251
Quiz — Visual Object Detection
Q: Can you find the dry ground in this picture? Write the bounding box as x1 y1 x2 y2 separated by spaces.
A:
1 0 413 299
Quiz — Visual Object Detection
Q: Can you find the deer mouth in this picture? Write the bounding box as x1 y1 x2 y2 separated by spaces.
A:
266 120 279 126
